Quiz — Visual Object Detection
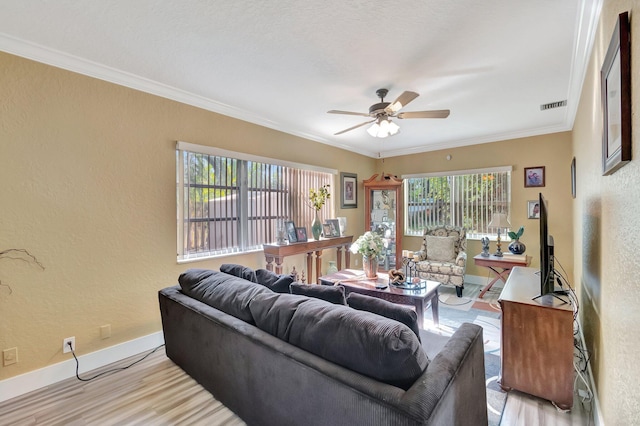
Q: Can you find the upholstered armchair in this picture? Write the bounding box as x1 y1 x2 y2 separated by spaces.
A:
414 225 467 297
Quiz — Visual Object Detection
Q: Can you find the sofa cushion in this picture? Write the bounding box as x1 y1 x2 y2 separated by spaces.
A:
255 268 295 293
220 264 258 283
287 299 429 390
346 293 421 342
249 292 313 340
289 283 347 305
178 269 271 323
426 235 457 261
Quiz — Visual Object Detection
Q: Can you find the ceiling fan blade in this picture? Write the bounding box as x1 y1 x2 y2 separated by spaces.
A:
396 109 450 119
385 91 419 114
327 109 371 117
334 119 376 135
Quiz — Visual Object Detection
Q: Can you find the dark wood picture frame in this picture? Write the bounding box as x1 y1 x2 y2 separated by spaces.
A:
601 11 631 176
285 220 297 243
524 166 545 188
295 227 308 243
340 172 357 209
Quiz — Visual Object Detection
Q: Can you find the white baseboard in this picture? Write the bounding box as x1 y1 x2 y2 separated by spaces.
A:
0 332 165 403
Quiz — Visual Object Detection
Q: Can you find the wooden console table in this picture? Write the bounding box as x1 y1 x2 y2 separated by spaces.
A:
498 267 574 409
473 253 531 298
263 236 352 284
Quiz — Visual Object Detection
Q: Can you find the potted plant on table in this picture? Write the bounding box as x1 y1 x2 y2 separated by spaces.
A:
507 226 526 254
308 184 330 240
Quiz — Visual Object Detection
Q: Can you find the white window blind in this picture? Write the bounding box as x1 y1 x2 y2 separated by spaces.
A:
403 166 512 237
177 142 335 260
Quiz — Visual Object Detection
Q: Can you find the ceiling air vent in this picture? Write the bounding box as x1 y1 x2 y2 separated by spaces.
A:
540 100 567 111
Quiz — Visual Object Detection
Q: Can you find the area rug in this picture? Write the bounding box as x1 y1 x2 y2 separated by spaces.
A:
423 282 506 426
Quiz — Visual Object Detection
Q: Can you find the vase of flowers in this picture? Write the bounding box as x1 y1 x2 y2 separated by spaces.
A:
309 184 330 240
350 231 384 278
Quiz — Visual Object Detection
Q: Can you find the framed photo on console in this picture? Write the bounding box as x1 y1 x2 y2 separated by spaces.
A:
285 221 297 243
601 11 631 176
295 227 308 242
327 219 341 237
322 223 333 238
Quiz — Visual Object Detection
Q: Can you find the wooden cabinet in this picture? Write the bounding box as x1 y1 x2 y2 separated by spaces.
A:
498 267 574 409
363 174 403 271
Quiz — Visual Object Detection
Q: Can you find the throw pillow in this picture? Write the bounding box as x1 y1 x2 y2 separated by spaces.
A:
289 283 347 305
255 268 295 293
425 235 457 261
220 264 258 283
346 293 421 342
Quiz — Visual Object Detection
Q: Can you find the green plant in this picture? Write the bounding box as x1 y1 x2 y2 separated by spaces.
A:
508 226 524 240
308 184 330 211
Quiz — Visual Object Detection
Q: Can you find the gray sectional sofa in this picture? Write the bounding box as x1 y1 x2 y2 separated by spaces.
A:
159 267 488 425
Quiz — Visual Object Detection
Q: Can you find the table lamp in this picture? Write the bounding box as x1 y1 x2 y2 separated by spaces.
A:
488 213 511 257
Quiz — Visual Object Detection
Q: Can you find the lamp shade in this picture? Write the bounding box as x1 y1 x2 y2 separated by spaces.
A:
488 213 511 229
368 118 400 138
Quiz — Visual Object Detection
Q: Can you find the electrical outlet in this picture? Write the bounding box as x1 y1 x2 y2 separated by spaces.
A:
63 337 75 354
3 347 18 366
100 324 111 339
354 258 359 266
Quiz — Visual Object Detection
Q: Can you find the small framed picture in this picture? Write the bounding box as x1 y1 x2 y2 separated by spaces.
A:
340 172 357 209
295 227 308 242
524 166 545 188
527 200 540 219
285 221 297 243
327 219 341 237
322 223 333 237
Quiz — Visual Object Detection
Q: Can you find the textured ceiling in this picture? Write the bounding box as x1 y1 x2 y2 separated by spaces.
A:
0 0 601 157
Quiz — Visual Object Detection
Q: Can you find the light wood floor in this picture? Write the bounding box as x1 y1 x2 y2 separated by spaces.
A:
0 347 595 426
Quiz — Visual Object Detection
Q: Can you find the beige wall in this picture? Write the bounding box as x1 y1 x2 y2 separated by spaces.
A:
0 51 375 379
379 132 574 281
572 1 640 423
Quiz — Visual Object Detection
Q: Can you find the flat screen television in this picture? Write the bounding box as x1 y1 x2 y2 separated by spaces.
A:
538 193 555 298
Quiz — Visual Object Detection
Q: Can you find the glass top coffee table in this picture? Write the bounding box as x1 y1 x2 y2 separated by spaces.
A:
318 269 440 329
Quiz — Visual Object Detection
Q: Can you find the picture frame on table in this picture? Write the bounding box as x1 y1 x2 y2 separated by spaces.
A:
327 219 341 237
285 220 297 243
340 172 357 209
527 200 540 219
524 166 545 188
601 11 631 176
295 227 308 243
322 223 333 238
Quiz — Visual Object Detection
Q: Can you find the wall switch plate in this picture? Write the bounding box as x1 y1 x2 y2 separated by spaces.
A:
63 337 75 353
3 347 18 366
100 324 111 339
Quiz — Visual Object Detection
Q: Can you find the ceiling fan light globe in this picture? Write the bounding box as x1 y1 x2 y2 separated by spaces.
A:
367 122 380 137
388 121 400 135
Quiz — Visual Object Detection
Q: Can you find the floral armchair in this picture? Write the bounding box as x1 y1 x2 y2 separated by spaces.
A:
414 225 467 297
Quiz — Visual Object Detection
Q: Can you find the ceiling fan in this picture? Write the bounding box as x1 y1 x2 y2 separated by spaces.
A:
328 88 450 138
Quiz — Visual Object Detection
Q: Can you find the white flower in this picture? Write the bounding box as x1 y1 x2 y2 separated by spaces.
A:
350 231 384 258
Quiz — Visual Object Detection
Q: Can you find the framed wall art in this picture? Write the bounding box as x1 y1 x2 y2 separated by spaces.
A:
601 11 631 176
527 200 540 219
524 166 545 188
340 172 357 209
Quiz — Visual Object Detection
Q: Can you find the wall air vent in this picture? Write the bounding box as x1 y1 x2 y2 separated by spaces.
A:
540 100 567 111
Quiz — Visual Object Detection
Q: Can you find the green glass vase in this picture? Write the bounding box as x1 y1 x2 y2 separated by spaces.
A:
311 211 322 240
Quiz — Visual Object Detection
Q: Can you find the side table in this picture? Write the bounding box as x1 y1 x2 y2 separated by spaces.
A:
473 253 531 298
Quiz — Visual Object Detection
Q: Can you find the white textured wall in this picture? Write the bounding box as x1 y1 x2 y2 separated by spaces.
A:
572 0 640 423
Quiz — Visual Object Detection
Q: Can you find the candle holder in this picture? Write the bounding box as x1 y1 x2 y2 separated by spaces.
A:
402 257 418 286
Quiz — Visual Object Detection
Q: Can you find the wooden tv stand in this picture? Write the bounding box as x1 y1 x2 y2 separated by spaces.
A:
498 267 574 409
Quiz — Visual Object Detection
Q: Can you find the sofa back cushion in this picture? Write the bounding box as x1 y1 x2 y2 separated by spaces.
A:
255 268 295 293
220 264 258 283
289 283 347 305
178 269 271 323
346 293 421 342
249 293 428 390
249 292 312 340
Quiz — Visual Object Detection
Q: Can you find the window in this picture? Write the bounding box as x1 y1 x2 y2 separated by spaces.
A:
404 167 512 238
177 142 334 261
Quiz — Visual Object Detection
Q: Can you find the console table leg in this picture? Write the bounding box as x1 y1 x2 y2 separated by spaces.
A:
336 246 343 270
265 255 275 272
314 250 323 284
274 256 284 275
306 252 313 284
